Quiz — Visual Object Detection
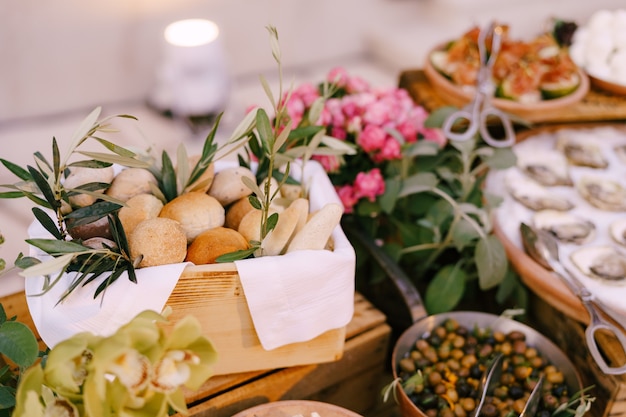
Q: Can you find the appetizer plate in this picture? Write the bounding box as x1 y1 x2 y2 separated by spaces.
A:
589 74 626 96
485 123 626 328
423 46 590 123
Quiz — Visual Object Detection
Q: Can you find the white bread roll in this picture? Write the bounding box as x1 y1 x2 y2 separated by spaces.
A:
106 168 157 202
64 166 115 208
208 166 256 206
118 194 164 236
159 192 225 243
129 217 187 267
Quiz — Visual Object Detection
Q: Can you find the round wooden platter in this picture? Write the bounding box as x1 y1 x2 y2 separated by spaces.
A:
231 400 363 417
589 74 626 96
423 46 590 123
490 122 626 327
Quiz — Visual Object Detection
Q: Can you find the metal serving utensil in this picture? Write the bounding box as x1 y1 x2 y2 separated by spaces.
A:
520 222 626 375
519 374 544 417
473 353 504 417
442 22 516 148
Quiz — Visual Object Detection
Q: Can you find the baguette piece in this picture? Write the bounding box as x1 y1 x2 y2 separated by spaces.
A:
260 198 309 256
286 203 343 253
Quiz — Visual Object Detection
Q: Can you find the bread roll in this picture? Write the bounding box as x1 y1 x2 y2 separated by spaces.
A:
129 217 187 267
68 216 112 240
159 192 225 243
260 198 309 256
119 194 164 236
106 168 157 202
186 226 250 265
286 203 343 253
208 166 256 206
225 197 255 230
237 208 263 243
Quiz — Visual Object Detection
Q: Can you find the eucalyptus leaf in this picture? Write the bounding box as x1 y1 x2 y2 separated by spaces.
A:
450 217 481 251
424 106 458 128
424 264 466 314
475 235 508 290
404 141 440 157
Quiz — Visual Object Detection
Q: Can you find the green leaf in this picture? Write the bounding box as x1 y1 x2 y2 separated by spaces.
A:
484 146 517 170
93 137 138 158
248 195 262 210
424 264 466 314
425 106 458 128
380 178 401 214
266 212 279 232
216 247 257 262
160 151 178 201
68 107 101 151
32 207 63 240
27 166 57 210
0 305 5 324
255 108 274 155
0 385 16 410
67 159 113 169
0 321 39 367
52 137 61 183
76 151 150 169
475 235 508 290
404 140 440 157
0 159 31 181
450 218 481 251
25 239 87 255
398 172 438 197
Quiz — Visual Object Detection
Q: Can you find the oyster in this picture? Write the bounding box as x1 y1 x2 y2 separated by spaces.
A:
556 134 608 169
570 245 626 283
532 210 595 244
610 218 626 246
505 170 574 211
516 151 572 186
615 144 626 164
576 175 626 211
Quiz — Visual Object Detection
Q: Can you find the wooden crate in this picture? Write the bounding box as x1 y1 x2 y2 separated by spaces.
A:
176 292 393 417
165 263 347 375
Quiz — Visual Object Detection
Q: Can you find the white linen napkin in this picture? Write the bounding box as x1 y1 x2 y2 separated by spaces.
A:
25 159 355 351
25 220 187 348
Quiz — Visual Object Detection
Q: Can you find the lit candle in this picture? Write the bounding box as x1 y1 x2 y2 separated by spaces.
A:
149 18 231 120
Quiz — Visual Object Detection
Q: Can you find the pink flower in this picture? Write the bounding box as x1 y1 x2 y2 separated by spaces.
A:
336 184 359 213
293 82 320 107
354 168 385 202
346 75 370 94
327 67 349 88
331 126 347 140
314 155 341 173
362 100 392 126
396 120 418 143
376 137 402 161
357 124 386 153
421 127 447 147
285 97 305 127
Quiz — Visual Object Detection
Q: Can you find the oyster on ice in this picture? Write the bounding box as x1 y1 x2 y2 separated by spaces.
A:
516 151 572 186
576 175 626 211
615 144 626 165
570 245 626 283
533 210 595 244
556 133 608 169
610 218 626 246
505 169 574 212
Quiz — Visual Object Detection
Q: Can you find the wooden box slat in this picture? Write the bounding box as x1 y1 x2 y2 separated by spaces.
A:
178 294 391 417
165 263 347 376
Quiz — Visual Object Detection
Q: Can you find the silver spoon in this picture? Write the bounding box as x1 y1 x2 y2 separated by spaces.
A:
520 222 626 375
519 375 544 417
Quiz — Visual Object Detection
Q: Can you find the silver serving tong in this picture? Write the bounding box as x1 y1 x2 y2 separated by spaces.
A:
520 223 626 375
442 22 515 148
519 375 544 417
473 353 504 417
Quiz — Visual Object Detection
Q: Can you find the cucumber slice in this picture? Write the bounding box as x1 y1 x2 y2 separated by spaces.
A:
540 72 580 99
430 50 452 78
496 78 542 103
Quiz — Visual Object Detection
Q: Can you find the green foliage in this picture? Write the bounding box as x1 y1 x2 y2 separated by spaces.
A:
346 106 523 313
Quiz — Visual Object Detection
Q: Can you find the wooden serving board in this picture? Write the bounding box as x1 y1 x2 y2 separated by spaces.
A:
399 69 626 125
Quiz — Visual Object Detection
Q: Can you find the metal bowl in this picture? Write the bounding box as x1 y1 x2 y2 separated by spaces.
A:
391 311 583 417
